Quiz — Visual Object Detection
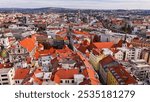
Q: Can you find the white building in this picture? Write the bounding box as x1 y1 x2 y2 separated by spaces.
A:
115 47 142 61
0 68 15 85
0 35 10 48
99 31 137 44
130 59 150 81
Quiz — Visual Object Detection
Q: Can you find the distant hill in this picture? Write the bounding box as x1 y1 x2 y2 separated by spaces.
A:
0 7 150 15
0 7 78 13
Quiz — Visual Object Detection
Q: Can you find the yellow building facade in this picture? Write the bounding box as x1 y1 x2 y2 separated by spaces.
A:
107 70 118 85
89 52 105 71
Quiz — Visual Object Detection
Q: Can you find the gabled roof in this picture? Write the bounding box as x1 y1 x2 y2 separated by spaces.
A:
88 42 114 50
20 36 36 52
116 39 131 47
14 68 30 80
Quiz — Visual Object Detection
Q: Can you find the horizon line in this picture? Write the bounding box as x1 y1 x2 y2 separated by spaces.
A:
0 7 150 10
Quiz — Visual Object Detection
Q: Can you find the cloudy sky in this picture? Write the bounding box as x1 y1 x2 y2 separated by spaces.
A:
0 0 150 9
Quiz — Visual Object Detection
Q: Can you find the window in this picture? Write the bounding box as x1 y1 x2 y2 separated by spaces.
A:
3 82 9 85
15 81 19 84
18 49 21 53
60 80 63 83
2 78 8 81
72 80 74 83
1 75 7 77
65 80 68 83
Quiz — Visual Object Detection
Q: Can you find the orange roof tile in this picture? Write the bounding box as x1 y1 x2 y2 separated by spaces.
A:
56 29 67 35
0 63 13 69
99 55 116 67
39 47 55 56
82 68 100 85
116 39 130 47
32 68 43 85
88 42 114 50
94 42 114 48
14 68 30 80
20 36 36 52
77 45 87 54
32 75 43 85
108 65 137 85
82 40 90 46
54 69 79 84
73 30 90 35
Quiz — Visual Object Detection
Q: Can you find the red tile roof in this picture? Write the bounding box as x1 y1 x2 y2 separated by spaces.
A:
73 30 90 35
82 40 90 46
92 48 102 56
77 52 100 85
0 63 13 69
116 39 131 47
88 42 114 50
14 68 30 80
77 45 87 54
32 68 43 85
99 55 116 67
34 47 55 59
53 69 79 84
56 29 67 35
82 68 100 85
108 65 137 85
20 36 36 52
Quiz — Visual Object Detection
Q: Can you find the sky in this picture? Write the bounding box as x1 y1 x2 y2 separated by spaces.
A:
0 0 150 9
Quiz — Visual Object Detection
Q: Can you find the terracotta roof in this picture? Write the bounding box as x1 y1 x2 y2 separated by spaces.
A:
99 55 116 67
53 69 79 84
82 40 90 46
88 42 114 50
32 68 43 85
110 48 119 53
92 48 102 56
39 47 55 56
116 39 130 47
77 45 87 54
108 65 137 85
77 52 100 85
77 52 93 69
14 68 30 80
63 36 68 40
73 30 90 35
34 47 55 59
82 68 100 85
20 36 36 52
32 75 43 85
0 63 13 69
56 29 67 35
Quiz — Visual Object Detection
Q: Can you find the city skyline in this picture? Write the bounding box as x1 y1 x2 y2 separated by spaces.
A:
0 0 150 9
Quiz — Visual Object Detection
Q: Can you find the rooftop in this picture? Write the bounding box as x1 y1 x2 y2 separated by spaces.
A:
14 68 30 80
109 65 137 85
